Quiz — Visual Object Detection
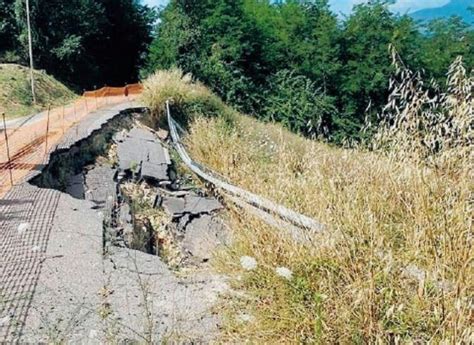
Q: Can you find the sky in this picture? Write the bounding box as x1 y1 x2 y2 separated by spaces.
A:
142 0 451 15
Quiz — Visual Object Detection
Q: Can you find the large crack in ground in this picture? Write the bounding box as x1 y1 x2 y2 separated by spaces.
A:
14 108 230 343
31 110 230 266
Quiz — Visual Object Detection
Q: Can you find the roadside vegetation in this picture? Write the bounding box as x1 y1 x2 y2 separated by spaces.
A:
144 0 473 144
142 55 472 342
0 63 75 118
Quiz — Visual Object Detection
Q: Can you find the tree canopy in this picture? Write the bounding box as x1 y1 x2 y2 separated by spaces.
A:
1 0 155 90
144 0 473 143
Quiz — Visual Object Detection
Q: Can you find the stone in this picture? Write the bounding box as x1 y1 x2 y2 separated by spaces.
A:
141 162 169 181
183 194 222 215
182 215 226 262
162 196 186 217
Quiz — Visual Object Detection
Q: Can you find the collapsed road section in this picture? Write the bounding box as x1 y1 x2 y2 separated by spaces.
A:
0 103 229 343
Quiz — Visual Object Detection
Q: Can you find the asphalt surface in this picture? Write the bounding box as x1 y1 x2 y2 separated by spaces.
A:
0 102 228 343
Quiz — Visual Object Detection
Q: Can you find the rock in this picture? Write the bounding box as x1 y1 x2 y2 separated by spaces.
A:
162 196 186 217
183 194 222 215
116 126 171 183
182 215 226 262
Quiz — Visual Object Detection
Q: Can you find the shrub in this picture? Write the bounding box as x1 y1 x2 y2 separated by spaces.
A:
262 70 337 138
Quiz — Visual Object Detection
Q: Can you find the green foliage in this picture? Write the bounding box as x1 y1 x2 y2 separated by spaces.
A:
0 0 21 62
339 1 422 131
262 70 336 138
420 16 473 86
143 1 471 142
4 0 155 90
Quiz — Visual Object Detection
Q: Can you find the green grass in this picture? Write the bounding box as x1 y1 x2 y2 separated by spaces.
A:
0 63 76 119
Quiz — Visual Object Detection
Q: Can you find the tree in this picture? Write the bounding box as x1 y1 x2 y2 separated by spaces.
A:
263 69 336 137
0 0 21 62
338 0 421 136
421 16 473 87
13 0 155 90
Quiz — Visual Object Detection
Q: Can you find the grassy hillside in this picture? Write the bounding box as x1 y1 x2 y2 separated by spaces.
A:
142 69 472 343
0 64 76 119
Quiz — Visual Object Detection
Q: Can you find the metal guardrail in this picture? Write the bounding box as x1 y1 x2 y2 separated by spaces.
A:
166 100 325 234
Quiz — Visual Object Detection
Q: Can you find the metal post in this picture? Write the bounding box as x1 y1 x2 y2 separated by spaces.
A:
94 85 98 110
73 100 77 122
61 104 65 134
44 105 50 157
25 0 36 104
2 113 14 186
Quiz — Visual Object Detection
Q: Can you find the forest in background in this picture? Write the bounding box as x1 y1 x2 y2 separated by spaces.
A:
0 0 155 90
144 0 473 142
1 0 472 142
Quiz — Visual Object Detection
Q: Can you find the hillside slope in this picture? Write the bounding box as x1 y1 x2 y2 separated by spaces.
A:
0 64 76 119
411 0 473 23
142 69 472 343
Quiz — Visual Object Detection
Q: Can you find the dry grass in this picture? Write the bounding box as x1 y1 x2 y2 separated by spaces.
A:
142 63 473 343
140 68 235 127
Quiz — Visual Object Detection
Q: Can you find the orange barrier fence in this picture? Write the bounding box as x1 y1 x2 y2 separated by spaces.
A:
82 83 143 97
0 84 142 197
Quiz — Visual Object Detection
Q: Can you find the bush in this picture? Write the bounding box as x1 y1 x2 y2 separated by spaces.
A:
262 70 337 138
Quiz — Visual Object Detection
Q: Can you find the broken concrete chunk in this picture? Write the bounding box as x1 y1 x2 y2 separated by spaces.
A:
126 127 156 141
183 194 222 215
161 194 223 217
145 141 170 166
116 126 172 182
117 137 143 172
141 162 169 181
177 214 191 231
183 215 225 262
65 173 85 199
162 196 186 217
120 203 132 225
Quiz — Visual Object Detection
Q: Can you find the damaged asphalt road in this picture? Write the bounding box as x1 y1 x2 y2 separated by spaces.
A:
0 103 230 343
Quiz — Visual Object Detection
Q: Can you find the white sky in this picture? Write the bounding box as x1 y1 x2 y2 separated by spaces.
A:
142 0 452 15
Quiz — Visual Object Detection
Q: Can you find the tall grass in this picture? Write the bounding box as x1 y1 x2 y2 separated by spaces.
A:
142 62 472 343
140 68 236 127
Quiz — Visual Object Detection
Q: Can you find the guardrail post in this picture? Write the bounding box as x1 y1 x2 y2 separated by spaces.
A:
2 113 14 187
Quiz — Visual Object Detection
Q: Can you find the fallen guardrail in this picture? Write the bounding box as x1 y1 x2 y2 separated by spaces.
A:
166 100 325 234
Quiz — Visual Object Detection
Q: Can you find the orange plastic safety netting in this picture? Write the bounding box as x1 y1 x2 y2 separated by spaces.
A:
0 84 142 197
